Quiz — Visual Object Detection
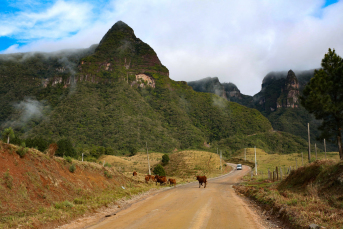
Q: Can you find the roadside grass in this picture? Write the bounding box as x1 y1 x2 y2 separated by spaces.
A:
234 159 343 229
0 183 160 229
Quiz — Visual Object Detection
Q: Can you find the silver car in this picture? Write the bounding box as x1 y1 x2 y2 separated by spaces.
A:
237 164 242 170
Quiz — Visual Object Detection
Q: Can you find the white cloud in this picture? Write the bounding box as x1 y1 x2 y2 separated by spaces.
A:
0 0 94 39
2 0 343 95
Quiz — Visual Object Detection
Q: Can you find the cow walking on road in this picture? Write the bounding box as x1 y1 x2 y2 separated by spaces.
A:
196 176 207 188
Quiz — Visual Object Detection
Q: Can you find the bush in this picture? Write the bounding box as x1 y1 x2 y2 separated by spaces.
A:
64 156 72 163
3 169 13 189
162 154 170 165
153 164 166 176
16 147 28 158
69 164 76 173
104 170 112 178
104 162 112 167
73 198 84 205
54 201 74 209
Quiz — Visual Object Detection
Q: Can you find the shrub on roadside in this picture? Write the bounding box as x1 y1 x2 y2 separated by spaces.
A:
16 146 28 158
69 164 76 173
54 201 74 209
153 164 166 176
64 156 72 163
104 170 112 178
3 169 13 189
104 162 112 167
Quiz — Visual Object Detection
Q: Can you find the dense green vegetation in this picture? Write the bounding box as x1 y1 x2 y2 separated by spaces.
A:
0 21 312 159
188 71 337 152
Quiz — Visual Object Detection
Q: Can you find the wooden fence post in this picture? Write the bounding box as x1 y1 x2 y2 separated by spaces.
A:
276 166 279 180
268 168 271 180
280 167 283 180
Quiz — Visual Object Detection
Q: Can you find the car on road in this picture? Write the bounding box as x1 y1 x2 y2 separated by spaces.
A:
237 164 242 170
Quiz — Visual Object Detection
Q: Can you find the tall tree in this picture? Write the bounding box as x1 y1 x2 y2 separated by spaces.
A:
2 127 15 144
300 48 343 160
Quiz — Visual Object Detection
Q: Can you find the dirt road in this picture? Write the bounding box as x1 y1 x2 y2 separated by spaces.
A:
85 164 265 229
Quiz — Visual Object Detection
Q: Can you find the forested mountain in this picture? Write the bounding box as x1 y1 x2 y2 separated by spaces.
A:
0 21 311 156
188 70 335 151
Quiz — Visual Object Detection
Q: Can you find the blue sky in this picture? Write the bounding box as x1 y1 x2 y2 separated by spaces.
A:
0 0 342 95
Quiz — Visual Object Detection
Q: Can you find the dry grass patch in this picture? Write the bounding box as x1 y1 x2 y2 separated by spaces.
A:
233 148 340 178
101 150 232 184
164 150 230 181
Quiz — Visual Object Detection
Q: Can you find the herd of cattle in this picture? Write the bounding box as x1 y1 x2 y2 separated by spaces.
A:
132 171 207 188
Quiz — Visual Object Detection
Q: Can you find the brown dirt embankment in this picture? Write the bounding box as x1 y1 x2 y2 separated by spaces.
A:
0 141 143 228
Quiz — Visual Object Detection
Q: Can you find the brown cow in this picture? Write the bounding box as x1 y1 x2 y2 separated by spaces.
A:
168 178 176 187
149 175 155 181
155 176 167 185
196 176 207 188
133 171 137 176
145 175 155 183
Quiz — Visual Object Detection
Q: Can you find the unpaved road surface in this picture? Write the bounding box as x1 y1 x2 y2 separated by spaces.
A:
82 164 266 229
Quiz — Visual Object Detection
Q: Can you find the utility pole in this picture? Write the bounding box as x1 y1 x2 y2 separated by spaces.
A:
308 123 311 163
315 143 317 160
254 146 257 175
220 150 222 172
82 153 84 162
146 142 151 175
244 148 246 161
324 139 327 159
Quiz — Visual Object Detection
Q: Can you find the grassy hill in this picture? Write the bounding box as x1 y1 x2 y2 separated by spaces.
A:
100 150 231 182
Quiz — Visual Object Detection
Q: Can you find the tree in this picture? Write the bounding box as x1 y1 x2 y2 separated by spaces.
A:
56 138 77 158
153 164 166 176
300 48 343 160
2 127 15 144
162 154 170 165
128 146 137 157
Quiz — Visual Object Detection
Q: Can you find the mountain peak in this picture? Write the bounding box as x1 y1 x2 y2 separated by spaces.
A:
286 69 298 82
79 21 169 79
98 21 134 46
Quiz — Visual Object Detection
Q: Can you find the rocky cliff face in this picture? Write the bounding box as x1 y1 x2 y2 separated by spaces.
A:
277 70 299 108
255 69 301 112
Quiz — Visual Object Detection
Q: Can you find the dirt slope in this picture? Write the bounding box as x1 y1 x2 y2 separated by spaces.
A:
0 141 128 228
